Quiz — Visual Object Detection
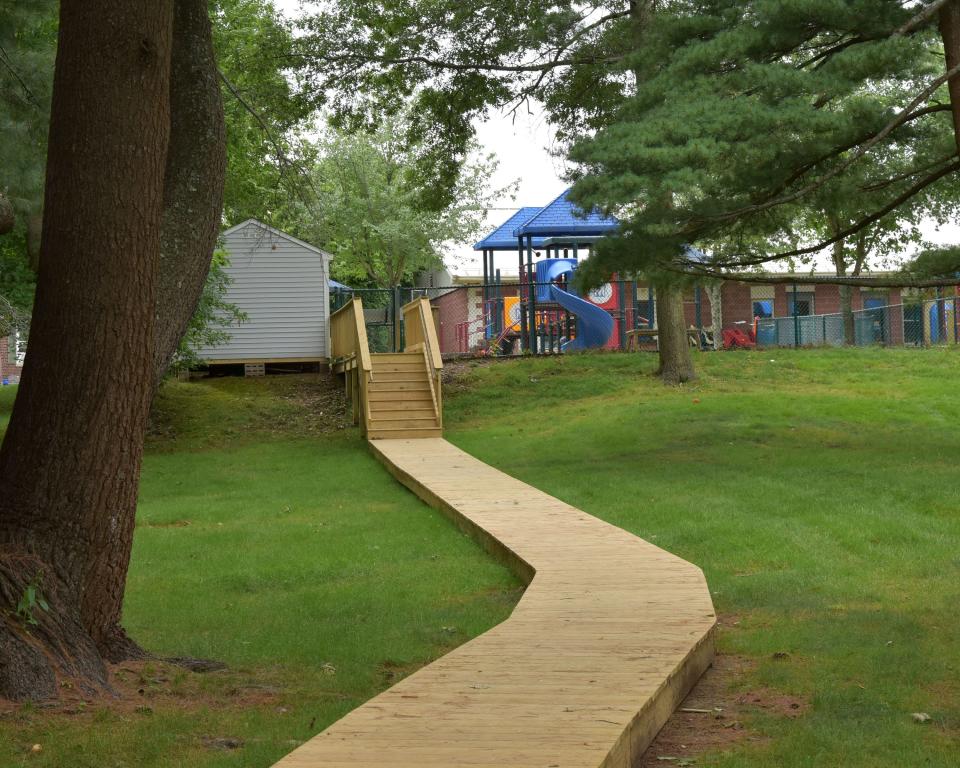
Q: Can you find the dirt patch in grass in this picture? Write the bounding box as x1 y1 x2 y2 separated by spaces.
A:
639 653 809 767
148 373 352 448
440 356 500 388
0 660 282 721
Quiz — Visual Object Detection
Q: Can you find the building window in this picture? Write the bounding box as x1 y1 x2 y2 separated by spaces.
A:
787 291 815 316
750 286 774 318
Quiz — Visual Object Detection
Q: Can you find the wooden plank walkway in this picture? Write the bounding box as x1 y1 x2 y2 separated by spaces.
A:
273 438 716 768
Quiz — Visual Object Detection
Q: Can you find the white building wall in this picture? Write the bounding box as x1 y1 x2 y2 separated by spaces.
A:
199 220 332 361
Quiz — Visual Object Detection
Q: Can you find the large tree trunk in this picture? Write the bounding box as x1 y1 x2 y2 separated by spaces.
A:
0 0 173 701
705 281 723 351
839 285 855 345
940 0 960 155
0 193 13 235
85 0 226 661
154 0 227 385
656 285 696 384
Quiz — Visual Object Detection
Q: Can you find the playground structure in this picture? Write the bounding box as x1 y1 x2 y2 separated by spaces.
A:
475 190 635 354
333 191 960 356
423 276 960 356
297 294 717 768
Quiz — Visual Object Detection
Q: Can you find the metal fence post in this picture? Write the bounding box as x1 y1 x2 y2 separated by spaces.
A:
793 283 800 348
517 236 528 353
618 280 627 350
392 286 401 352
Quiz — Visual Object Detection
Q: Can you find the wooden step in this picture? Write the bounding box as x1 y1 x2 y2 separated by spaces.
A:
368 417 440 430
367 389 434 403
370 353 423 362
371 370 428 380
368 380 431 392
368 407 437 420
371 362 428 373
367 427 443 440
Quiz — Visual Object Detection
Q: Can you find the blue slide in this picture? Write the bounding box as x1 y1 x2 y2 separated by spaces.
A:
534 259 615 350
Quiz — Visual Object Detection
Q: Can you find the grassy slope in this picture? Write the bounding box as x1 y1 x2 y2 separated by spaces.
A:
444 348 960 767
0 376 520 767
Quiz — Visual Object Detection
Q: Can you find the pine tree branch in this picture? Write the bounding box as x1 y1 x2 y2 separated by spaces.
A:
765 104 952 198
670 264 960 289
688 157 960 268
896 0 953 36
692 63 960 227
861 151 959 190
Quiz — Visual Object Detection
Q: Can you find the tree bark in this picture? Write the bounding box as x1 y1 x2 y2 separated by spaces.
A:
656 285 696 384
940 0 960 155
0 193 13 235
0 0 173 701
705 281 723 351
831 237 855 345
153 0 227 385
84 0 226 661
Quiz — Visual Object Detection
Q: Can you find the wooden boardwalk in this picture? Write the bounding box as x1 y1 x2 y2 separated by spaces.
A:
273 438 716 768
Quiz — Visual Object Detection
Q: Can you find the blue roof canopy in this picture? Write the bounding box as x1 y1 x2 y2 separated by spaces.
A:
474 207 546 251
515 189 618 238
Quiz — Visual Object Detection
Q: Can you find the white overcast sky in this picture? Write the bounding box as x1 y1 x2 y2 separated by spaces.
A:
275 1 959 278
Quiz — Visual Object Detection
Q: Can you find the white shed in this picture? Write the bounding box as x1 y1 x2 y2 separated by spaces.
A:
199 219 334 364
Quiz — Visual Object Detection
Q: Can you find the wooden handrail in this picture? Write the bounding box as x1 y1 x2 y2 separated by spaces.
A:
331 297 372 374
401 297 442 371
330 297 373 435
402 297 443 427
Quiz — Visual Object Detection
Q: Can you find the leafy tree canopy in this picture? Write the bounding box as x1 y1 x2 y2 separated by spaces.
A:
567 0 960 285
0 0 315 315
306 117 507 287
212 0 317 228
295 1 641 203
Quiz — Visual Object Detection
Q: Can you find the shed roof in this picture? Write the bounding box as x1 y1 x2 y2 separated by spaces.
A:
222 219 333 260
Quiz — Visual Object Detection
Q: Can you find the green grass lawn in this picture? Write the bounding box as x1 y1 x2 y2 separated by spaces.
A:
444 347 960 767
0 375 520 767
3 349 959 767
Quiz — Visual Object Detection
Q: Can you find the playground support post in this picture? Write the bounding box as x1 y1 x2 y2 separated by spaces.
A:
482 249 489 336
527 234 536 353
495 269 503 338
517 237 528 353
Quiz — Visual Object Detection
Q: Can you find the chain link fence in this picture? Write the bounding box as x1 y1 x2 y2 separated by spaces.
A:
331 281 960 356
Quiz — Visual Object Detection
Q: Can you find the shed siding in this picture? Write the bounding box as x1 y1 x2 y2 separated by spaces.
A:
199 221 331 361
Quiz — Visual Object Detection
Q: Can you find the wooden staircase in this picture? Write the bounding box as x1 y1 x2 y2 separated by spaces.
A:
330 296 443 439
367 353 441 439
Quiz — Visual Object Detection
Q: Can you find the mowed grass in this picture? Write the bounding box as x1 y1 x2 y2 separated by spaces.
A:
444 347 960 767
0 375 520 767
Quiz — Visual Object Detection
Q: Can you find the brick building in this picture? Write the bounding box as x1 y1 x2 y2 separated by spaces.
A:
1 334 23 384
424 272 939 354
